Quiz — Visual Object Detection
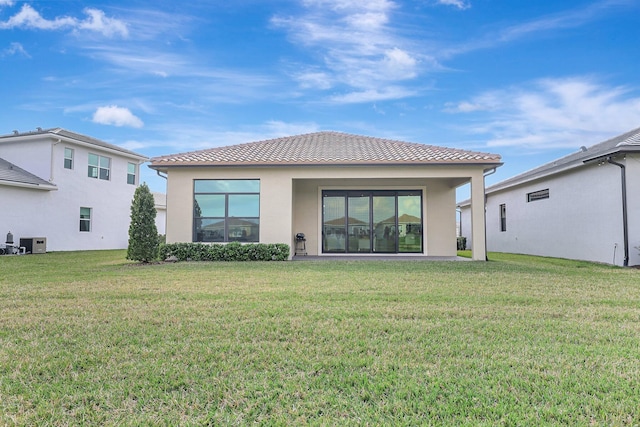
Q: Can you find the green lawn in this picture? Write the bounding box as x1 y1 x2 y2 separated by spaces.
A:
1 251 639 425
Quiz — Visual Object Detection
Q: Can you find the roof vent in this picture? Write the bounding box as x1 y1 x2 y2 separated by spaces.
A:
36 127 43 132
580 146 587 152
12 130 18 135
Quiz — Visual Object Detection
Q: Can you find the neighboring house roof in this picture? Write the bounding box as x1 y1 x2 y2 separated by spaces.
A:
0 157 57 190
149 131 502 168
458 126 640 207
0 128 148 161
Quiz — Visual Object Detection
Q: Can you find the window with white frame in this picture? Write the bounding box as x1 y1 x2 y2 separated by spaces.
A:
64 148 74 169
127 162 136 185
499 204 506 232
88 153 111 180
80 207 92 232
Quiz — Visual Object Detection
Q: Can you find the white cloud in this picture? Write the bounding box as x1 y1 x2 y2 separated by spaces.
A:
0 4 127 37
446 77 640 149
77 8 128 38
0 4 76 30
92 105 144 128
294 70 333 90
443 0 634 57
2 41 29 57
0 0 15 6
437 0 471 10
330 86 415 103
272 0 427 102
382 47 417 79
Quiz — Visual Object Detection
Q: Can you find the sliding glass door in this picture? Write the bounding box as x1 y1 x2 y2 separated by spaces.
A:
322 190 423 254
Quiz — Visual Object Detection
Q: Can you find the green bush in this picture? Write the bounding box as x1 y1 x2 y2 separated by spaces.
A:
159 242 290 262
127 183 159 263
457 236 467 250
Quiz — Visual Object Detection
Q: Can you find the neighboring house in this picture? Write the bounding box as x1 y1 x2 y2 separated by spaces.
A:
149 132 502 260
0 128 148 252
152 192 167 236
458 126 640 266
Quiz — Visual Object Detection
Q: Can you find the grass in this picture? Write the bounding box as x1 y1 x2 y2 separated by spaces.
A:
1 251 639 425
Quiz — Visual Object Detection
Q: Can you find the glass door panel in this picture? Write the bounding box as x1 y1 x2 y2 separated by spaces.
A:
323 196 346 252
348 195 370 252
398 194 422 253
373 196 396 253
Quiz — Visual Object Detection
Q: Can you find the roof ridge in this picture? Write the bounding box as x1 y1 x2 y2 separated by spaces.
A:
150 131 502 166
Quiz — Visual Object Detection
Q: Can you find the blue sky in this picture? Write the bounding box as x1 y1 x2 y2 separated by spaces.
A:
1 0 639 196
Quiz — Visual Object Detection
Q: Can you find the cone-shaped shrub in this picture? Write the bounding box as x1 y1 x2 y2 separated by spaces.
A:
127 183 159 263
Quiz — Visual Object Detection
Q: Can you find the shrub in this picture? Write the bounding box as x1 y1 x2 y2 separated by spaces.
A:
457 236 467 251
127 183 159 263
159 242 290 262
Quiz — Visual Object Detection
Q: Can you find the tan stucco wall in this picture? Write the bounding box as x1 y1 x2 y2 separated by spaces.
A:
164 164 487 259
292 178 457 256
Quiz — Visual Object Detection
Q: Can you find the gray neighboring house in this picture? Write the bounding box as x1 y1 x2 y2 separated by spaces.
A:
458 126 640 266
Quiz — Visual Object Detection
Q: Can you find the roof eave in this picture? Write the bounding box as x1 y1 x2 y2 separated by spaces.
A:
0 180 58 191
1 131 148 162
149 160 502 171
582 146 640 164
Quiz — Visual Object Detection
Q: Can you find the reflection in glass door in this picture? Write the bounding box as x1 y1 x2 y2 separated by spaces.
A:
373 195 396 253
398 194 422 253
323 196 346 252
348 195 370 252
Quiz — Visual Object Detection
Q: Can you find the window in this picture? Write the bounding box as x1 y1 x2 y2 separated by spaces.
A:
64 148 74 169
500 204 506 232
127 162 136 185
527 189 549 202
193 180 260 242
80 207 92 232
88 154 111 180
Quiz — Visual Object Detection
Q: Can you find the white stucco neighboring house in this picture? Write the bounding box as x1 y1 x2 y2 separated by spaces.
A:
152 192 167 236
0 128 148 252
149 131 502 260
458 126 640 267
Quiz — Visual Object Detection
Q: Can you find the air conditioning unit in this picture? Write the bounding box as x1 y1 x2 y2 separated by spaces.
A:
20 237 47 254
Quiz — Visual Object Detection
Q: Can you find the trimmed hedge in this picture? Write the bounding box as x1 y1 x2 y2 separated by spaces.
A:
159 242 290 262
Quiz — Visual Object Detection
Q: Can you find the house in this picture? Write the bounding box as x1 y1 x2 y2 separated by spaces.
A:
458 126 640 266
0 128 148 252
149 131 502 260
152 192 167 236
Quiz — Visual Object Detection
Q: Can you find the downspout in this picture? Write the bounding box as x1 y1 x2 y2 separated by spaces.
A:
483 167 497 261
606 157 629 267
156 170 167 180
50 139 61 182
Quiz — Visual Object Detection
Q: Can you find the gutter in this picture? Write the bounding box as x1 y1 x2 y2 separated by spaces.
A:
606 157 629 267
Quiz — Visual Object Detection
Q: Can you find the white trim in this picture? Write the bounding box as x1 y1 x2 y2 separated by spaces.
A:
0 180 58 191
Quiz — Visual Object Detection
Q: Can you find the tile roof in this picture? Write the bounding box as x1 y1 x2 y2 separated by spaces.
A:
0 128 148 160
150 131 502 168
0 157 57 190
